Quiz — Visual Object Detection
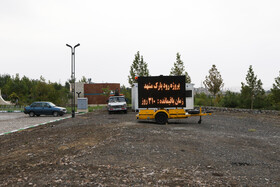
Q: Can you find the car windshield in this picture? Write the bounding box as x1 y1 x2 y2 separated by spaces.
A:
109 97 125 103
48 102 56 107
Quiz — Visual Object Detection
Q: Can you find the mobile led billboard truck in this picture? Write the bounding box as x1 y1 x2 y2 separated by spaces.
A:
138 75 186 108
133 75 212 124
132 76 194 111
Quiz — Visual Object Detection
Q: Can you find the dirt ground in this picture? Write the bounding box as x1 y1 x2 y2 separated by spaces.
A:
0 110 280 186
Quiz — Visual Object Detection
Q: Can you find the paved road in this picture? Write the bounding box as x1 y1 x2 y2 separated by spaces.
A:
0 113 70 135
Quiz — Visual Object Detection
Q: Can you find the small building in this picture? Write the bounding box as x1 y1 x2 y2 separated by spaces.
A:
71 83 120 105
84 83 120 105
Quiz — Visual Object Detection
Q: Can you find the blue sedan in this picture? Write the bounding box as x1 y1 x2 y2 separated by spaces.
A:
24 102 67 117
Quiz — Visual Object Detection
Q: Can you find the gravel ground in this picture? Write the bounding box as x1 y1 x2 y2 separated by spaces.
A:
0 110 279 186
0 113 70 134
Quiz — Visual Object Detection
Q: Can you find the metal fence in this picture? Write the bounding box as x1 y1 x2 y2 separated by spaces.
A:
0 105 24 112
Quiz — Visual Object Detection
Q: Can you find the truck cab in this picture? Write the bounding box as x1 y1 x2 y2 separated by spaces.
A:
107 95 127 114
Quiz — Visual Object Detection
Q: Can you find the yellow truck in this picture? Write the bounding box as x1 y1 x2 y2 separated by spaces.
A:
132 75 212 124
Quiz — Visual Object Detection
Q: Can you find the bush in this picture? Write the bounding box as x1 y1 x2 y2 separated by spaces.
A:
194 93 212 106
221 91 240 108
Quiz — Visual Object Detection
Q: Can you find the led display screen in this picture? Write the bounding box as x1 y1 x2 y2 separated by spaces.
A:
138 76 186 108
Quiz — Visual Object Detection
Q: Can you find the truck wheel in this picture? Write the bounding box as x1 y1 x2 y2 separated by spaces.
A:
155 113 168 124
29 111 35 117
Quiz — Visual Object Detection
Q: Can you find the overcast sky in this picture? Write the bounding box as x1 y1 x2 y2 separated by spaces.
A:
1 0 280 91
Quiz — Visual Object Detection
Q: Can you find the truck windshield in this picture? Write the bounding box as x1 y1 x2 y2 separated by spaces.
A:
109 97 126 102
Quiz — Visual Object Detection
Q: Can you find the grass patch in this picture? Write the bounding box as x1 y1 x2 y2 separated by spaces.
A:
88 105 104 112
0 105 24 112
66 105 105 113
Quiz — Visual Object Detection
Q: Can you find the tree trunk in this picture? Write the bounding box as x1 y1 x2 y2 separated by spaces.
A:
251 95 254 109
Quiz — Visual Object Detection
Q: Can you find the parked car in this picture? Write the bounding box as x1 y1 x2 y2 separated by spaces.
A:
24 101 67 117
107 95 127 114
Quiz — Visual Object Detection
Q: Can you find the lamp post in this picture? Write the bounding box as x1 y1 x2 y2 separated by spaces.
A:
66 43 80 118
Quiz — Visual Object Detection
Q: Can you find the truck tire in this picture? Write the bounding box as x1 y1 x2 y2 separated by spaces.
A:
155 112 168 124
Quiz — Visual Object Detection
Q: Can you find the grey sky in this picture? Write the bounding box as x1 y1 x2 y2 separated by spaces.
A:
1 0 280 91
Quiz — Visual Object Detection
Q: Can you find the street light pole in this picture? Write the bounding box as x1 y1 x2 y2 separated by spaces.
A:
66 43 80 118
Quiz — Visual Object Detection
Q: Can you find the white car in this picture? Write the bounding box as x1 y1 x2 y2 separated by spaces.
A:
107 96 127 114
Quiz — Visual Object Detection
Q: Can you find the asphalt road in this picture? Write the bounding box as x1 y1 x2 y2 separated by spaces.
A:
0 113 70 135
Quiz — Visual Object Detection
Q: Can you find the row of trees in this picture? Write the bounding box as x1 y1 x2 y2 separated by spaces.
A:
128 51 280 110
195 87 280 110
0 74 70 106
1 51 280 110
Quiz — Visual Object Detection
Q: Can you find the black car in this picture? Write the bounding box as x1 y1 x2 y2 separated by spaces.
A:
24 102 67 117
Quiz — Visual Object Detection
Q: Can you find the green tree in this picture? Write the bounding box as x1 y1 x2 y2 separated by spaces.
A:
9 92 19 104
65 81 70 91
0 74 11 89
19 76 32 104
240 65 265 109
102 86 112 98
32 80 50 101
170 53 191 83
128 51 150 87
3 74 23 104
79 76 87 83
40 75 46 82
120 85 131 104
0 74 11 100
270 71 280 109
203 64 224 99
0 73 70 106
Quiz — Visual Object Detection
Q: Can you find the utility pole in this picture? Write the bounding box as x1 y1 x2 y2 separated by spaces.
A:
66 43 80 118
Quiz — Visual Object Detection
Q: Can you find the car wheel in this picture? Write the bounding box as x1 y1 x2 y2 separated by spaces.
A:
155 112 168 124
53 111 58 117
29 111 35 117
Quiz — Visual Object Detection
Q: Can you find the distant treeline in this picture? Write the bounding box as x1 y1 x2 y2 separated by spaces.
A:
1 73 280 110
195 90 280 110
0 74 131 107
0 74 70 106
